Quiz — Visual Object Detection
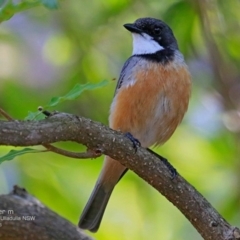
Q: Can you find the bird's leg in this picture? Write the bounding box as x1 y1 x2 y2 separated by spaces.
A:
147 148 177 179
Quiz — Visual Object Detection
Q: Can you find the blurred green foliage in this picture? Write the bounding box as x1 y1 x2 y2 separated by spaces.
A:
0 0 58 22
0 0 240 239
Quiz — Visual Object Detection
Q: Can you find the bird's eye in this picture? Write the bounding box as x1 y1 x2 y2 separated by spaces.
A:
153 27 161 35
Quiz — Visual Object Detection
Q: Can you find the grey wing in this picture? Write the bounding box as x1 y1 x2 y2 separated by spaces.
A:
114 56 139 96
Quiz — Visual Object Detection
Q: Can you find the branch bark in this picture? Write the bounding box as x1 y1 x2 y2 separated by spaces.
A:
0 112 240 240
0 185 94 240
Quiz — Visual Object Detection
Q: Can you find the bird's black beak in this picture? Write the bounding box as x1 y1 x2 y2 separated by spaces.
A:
124 23 142 34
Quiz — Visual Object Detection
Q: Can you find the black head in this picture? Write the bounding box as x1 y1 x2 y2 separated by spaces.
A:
124 18 178 55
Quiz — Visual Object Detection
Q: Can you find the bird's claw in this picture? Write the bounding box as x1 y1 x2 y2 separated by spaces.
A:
125 132 141 152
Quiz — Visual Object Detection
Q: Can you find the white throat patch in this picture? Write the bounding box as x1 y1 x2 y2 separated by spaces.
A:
132 33 164 55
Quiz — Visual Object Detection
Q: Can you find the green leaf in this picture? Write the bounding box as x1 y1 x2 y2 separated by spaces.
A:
25 111 46 121
46 80 109 107
25 80 110 120
0 148 44 163
40 0 59 9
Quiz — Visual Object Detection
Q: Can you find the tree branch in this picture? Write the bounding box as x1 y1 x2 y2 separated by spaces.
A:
0 108 102 159
0 185 94 240
0 112 239 240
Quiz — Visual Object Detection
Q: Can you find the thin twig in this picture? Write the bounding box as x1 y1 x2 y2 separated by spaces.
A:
0 108 14 120
43 143 102 159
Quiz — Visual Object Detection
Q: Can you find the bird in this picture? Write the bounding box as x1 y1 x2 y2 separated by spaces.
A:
78 17 191 232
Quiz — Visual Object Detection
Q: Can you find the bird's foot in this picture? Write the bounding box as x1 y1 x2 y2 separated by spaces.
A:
147 148 177 179
125 132 141 152
160 156 177 179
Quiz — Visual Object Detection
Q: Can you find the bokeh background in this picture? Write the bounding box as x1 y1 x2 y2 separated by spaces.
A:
0 0 240 239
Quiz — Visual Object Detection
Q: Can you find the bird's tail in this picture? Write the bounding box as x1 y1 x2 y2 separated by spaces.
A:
78 182 113 232
78 157 127 232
